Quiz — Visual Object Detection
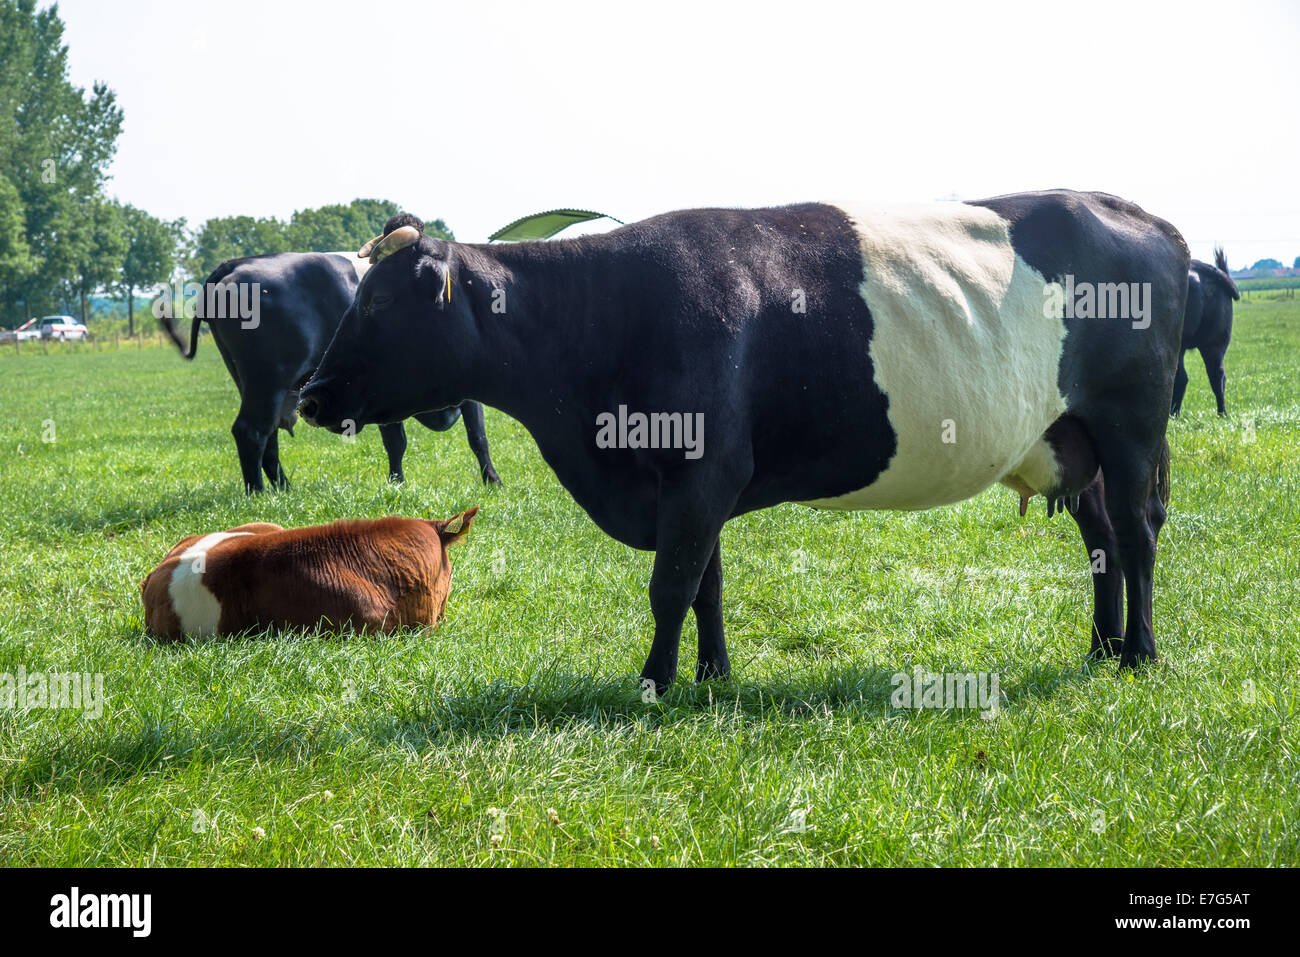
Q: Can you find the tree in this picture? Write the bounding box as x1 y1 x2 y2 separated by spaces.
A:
0 0 123 325
187 199 454 280
287 198 453 248
1293 256 1299 270
286 198 402 251
0 172 34 321
117 204 177 335
1249 258 1283 273
65 196 126 325
187 215 291 279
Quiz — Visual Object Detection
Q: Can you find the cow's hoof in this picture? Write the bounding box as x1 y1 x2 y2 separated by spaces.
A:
482 467 502 486
695 660 731 683
638 674 673 700
1088 636 1123 660
1117 644 1158 671
388 472 405 485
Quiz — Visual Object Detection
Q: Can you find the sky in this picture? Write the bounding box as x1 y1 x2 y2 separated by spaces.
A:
55 0 1300 268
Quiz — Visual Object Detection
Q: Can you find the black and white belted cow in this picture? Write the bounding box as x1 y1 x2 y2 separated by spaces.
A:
1172 246 1239 417
299 193 1190 693
159 248 500 492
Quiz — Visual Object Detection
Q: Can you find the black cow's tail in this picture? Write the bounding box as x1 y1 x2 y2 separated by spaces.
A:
159 259 243 360
159 311 200 360
1212 245 1240 301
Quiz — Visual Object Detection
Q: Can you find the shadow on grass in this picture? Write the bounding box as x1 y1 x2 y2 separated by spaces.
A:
21 484 250 542
5 655 1107 797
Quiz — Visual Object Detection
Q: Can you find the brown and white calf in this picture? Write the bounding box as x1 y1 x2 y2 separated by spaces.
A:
140 510 478 639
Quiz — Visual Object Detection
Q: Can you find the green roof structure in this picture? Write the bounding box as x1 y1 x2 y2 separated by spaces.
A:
488 208 623 242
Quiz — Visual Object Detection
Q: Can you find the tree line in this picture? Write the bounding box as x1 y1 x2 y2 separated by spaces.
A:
0 0 450 336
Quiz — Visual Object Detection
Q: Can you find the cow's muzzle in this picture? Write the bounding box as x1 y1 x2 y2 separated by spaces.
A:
296 394 322 425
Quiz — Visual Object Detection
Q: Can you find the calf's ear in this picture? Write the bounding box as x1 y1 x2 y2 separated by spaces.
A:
435 506 479 547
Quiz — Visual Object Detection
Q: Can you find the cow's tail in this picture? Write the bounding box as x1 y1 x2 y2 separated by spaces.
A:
159 259 243 360
1212 245 1240 301
158 310 200 360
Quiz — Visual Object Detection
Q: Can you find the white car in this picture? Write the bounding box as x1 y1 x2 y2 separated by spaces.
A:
39 316 89 341
0 318 42 342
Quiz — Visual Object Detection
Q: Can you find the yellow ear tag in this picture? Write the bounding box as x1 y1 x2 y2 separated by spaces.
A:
444 514 464 534
444 269 452 304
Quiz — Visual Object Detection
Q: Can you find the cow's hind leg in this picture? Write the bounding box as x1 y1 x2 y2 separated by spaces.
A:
460 401 501 486
1069 475 1125 658
693 538 730 682
1170 351 1189 416
412 403 501 485
1096 439 1167 668
232 391 285 493
379 422 408 483
1199 343 1228 417
641 487 737 696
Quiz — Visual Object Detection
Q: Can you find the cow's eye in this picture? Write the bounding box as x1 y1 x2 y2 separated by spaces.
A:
371 294 393 309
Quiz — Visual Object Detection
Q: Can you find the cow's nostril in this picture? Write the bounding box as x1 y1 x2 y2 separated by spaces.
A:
298 396 320 421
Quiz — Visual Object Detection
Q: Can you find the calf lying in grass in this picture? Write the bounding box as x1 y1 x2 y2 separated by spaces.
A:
140 510 478 639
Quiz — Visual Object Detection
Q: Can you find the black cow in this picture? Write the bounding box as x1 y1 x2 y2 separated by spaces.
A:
159 252 500 492
1172 246 1238 416
300 193 1189 692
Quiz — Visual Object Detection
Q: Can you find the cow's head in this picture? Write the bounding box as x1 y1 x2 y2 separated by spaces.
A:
298 214 472 432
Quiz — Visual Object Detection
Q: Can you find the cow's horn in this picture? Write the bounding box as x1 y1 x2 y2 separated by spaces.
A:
357 234 384 258
364 225 423 264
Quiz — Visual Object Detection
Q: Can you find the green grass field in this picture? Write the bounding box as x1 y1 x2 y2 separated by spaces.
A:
1 300 1297 867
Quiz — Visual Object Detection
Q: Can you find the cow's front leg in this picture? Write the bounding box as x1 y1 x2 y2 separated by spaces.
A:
693 538 729 682
261 429 289 489
641 502 731 697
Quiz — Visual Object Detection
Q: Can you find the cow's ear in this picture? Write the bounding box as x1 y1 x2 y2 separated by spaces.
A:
435 506 479 547
418 247 454 311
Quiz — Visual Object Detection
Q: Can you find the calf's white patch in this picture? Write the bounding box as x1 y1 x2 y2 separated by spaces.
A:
805 202 1068 512
167 532 251 635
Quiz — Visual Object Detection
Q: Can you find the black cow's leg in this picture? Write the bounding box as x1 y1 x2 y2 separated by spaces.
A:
693 538 730 682
1170 351 1189 416
1098 448 1162 668
460 401 501 485
261 429 289 489
232 394 281 494
412 403 500 485
642 499 732 696
1200 344 1228 416
379 422 408 483
1069 475 1124 658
